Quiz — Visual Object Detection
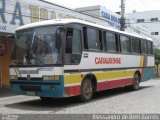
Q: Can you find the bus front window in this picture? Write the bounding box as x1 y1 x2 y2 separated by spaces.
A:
11 26 64 66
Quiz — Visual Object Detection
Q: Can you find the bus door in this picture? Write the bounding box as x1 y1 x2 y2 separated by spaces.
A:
64 24 82 65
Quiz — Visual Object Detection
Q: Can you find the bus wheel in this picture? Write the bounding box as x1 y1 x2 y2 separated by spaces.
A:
132 73 140 90
80 78 93 102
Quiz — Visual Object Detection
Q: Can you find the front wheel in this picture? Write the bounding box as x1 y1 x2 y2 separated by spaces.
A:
80 78 93 102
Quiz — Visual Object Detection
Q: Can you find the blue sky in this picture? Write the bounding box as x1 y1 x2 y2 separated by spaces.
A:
45 0 160 13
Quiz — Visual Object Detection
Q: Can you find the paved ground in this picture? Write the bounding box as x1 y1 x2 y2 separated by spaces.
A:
0 78 160 119
0 88 16 98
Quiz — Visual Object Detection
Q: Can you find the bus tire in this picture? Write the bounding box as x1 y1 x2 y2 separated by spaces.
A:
131 73 140 90
80 78 93 102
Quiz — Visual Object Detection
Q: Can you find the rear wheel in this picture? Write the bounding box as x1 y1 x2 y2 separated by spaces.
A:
80 78 93 102
131 73 140 90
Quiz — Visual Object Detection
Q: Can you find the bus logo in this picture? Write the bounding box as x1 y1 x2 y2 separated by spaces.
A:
27 74 31 80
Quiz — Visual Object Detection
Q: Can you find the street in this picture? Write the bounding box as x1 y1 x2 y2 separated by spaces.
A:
0 78 160 115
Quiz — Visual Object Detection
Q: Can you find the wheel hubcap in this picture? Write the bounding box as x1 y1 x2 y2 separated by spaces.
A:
83 80 92 97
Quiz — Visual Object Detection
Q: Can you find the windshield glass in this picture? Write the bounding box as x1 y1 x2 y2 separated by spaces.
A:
11 26 64 66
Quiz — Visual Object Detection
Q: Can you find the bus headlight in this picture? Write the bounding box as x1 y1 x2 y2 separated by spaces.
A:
10 75 18 80
43 75 60 80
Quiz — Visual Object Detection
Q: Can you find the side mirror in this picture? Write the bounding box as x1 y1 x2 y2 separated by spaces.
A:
6 35 14 39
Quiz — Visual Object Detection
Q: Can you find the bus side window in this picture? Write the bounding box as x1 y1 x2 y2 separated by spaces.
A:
141 40 148 54
83 27 88 49
99 30 103 50
83 27 100 51
64 28 82 65
120 35 131 53
131 37 141 54
147 41 153 55
105 32 118 52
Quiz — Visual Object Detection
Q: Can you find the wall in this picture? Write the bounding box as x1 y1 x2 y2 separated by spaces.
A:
0 38 13 87
0 0 108 34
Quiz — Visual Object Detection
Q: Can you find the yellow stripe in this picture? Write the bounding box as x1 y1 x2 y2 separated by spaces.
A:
64 70 135 84
139 56 143 67
96 70 134 80
139 56 144 73
64 74 82 84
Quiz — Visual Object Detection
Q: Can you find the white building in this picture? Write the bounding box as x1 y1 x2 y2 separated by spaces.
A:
76 6 160 47
76 5 121 29
125 10 160 46
0 0 109 35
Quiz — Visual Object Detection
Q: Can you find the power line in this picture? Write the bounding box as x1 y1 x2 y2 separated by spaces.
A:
126 21 160 24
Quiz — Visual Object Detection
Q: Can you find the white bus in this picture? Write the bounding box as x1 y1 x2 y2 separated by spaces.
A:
10 19 155 101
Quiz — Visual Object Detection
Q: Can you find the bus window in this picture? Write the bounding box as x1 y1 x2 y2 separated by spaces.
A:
83 27 88 49
106 32 118 52
147 41 153 55
120 35 131 53
141 40 148 54
131 37 141 54
99 30 103 50
86 28 100 50
64 28 82 64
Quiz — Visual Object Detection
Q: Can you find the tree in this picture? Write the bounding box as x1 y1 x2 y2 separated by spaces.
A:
154 47 160 76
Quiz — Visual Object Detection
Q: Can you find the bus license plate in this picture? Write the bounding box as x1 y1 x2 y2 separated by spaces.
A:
27 92 35 96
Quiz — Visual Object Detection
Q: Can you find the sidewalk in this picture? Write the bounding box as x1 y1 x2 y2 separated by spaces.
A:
153 76 160 80
0 88 16 98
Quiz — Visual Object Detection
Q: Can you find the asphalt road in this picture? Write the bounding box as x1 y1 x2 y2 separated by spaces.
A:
0 78 160 119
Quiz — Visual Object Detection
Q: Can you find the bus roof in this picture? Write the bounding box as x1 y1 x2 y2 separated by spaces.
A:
17 19 153 41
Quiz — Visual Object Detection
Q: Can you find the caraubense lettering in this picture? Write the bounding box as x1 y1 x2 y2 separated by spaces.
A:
95 57 121 64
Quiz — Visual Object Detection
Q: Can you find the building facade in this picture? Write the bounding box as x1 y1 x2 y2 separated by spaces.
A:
125 10 160 46
76 5 121 29
0 0 110 88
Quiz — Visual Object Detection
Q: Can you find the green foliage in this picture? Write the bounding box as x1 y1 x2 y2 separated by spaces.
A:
154 48 160 65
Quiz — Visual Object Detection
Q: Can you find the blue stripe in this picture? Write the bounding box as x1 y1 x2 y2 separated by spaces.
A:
141 67 155 82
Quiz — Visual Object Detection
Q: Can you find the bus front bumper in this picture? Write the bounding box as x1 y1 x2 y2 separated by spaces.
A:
10 79 64 98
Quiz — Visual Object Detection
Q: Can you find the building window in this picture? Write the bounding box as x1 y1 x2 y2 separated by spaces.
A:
137 19 144 23
151 18 158 21
151 32 159 35
155 32 159 35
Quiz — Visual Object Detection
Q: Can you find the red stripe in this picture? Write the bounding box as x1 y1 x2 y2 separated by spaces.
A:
65 78 133 96
65 85 81 96
97 78 133 91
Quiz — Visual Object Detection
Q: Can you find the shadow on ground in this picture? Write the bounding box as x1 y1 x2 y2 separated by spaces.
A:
5 85 153 112
0 88 16 98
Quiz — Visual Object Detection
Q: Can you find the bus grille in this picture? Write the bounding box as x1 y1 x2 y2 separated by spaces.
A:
20 85 41 92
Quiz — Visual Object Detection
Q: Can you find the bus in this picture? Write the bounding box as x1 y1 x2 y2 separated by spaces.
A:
9 19 155 102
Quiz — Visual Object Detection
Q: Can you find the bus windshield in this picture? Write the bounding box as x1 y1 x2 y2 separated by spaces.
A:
11 26 64 66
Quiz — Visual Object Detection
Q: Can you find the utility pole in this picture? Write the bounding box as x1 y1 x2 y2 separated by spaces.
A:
120 0 125 31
